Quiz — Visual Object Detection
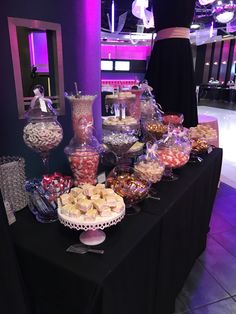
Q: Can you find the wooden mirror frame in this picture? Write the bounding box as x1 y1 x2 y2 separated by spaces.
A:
8 17 65 118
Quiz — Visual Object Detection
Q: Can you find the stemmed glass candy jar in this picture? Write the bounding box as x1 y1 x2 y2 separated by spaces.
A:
134 142 165 184
155 130 191 181
102 129 138 165
23 85 63 172
64 92 100 186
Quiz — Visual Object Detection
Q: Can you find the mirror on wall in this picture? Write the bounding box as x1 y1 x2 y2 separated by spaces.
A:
8 17 65 118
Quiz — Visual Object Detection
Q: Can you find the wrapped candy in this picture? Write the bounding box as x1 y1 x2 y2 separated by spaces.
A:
25 173 73 223
106 165 151 208
41 172 73 201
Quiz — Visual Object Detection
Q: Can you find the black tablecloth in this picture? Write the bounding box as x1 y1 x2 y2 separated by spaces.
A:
10 148 222 314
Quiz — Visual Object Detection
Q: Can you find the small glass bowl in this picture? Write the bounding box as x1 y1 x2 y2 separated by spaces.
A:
106 165 151 208
162 112 184 125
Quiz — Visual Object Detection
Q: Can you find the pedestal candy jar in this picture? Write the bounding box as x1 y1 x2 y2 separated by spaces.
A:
65 94 100 186
155 132 191 181
23 85 63 171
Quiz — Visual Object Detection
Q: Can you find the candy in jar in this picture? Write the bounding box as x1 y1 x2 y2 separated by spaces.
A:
65 91 100 184
67 95 96 144
23 84 63 170
134 142 165 183
65 146 99 186
154 132 191 181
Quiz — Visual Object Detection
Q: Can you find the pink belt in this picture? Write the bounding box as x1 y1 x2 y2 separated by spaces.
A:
156 27 190 41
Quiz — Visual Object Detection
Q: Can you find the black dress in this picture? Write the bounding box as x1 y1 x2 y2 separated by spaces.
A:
146 0 198 127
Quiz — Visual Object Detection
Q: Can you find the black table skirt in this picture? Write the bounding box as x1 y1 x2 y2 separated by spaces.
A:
10 148 222 314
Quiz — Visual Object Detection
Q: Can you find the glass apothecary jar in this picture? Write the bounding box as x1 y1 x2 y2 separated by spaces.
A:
23 85 63 171
64 143 99 186
65 94 100 185
155 133 191 181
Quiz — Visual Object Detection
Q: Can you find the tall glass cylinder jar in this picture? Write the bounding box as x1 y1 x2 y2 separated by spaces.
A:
65 95 100 186
70 95 97 144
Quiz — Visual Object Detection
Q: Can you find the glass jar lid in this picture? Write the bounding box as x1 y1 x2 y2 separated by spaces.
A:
25 84 57 120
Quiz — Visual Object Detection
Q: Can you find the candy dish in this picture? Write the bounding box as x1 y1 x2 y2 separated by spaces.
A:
155 134 191 181
57 184 125 245
134 157 165 184
142 120 167 142
189 124 217 145
25 173 73 223
162 112 184 126
190 138 209 154
103 132 138 164
106 165 151 213
189 138 211 164
58 207 125 245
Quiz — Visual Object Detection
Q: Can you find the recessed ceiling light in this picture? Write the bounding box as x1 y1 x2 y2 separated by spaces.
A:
190 22 201 30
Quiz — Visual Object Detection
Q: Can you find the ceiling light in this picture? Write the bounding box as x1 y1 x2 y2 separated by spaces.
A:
190 22 201 30
199 0 215 4
213 1 236 24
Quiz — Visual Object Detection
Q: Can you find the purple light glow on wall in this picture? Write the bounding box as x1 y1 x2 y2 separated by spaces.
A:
75 0 101 139
28 32 49 73
101 44 151 60
101 72 144 81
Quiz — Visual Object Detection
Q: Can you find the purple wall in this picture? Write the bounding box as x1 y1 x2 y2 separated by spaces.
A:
29 32 49 73
75 0 102 140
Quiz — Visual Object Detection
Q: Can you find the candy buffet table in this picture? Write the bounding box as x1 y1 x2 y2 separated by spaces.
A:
11 148 222 314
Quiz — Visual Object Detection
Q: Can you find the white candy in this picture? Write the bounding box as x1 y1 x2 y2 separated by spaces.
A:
23 121 63 153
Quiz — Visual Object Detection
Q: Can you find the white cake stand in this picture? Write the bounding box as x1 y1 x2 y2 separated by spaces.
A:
58 206 125 246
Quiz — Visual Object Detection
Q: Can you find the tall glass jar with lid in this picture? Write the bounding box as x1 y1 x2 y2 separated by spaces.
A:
23 85 63 171
64 94 100 186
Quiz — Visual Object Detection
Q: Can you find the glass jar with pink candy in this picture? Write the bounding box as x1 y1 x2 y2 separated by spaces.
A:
65 89 100 186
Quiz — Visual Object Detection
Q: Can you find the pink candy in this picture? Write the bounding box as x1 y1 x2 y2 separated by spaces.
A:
68 149 99 186
156 147 189 168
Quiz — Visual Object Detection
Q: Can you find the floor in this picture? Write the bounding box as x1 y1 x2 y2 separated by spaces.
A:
174 100 236 314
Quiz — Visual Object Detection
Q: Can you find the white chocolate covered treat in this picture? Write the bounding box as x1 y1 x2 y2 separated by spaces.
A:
58 183 125 221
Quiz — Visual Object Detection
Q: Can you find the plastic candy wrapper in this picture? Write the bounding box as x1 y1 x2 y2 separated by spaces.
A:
25 173 73 223
140 80 163 120
134 142 165 183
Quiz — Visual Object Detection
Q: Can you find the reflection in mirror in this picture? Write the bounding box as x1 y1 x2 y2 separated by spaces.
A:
8 17 65 118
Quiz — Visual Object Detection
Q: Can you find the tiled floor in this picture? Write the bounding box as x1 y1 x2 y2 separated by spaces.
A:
174 101 236 314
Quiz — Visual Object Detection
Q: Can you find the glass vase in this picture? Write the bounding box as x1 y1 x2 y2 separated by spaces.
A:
0 156 28 211
65 95 100 186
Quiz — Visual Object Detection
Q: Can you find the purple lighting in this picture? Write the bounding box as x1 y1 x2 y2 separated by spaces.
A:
101 44 151 60
28 32 49 73
75 0 101 140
